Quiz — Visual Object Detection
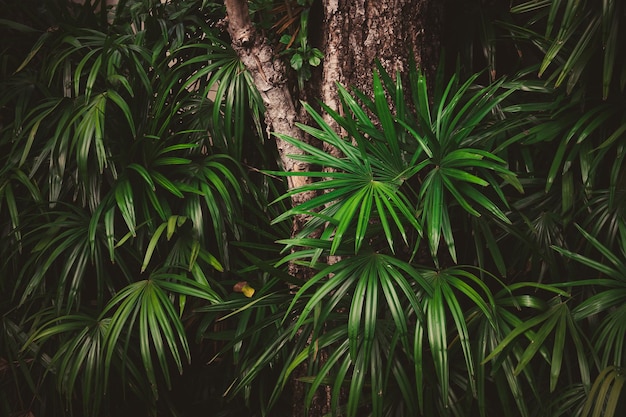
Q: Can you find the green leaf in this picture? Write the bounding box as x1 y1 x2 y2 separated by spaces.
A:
427 286 449 407
115 178 136 236
290 53 303 70
309 55 321 67
373 70 399 157
141 222 167 273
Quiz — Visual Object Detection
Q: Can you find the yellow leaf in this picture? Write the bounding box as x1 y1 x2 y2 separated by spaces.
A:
242 285 255 298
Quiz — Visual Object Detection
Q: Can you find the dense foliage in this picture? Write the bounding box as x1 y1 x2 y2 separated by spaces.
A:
1 1 625 416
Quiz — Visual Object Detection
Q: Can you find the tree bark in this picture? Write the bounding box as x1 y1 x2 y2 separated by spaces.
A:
321 0 442 104
224 0 314 200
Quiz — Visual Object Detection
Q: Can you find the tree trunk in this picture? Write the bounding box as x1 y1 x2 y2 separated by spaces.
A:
224 1 443 415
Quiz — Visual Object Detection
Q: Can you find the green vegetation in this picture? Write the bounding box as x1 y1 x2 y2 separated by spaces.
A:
1 1 625 416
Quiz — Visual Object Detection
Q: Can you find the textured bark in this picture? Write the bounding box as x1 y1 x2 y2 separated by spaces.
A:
321 0 442 104
224 0 314 201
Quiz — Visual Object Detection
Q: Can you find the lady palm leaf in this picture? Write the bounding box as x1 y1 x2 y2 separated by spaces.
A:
9 202 138 315
481 284 594 417
21 313 110 415
402 69 522 263
101 270 221 397
581 366 626 417
554 224 626 368
470 281 582 417
272 110 422 256
280 252 431 417
174 27 265 159
275 65 523 265
512 0 626 99
414 266 498 414
194 281 304 411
